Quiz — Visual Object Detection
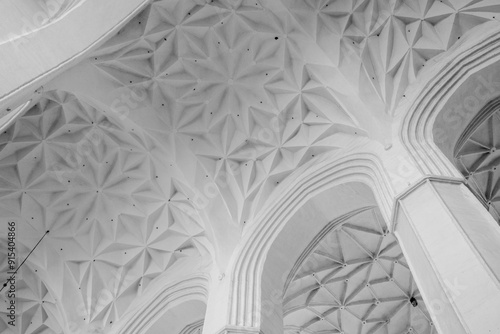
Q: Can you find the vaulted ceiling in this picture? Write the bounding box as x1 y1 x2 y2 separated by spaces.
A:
1 0 499 333
284 208 433 334
455 101 500 223
0 91 211 333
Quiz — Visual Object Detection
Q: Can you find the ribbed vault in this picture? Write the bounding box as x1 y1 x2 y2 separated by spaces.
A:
1 0 500 333
284 207 433 334
455 98 500 223
0 91 211 333
88 0 363 227
80 0 500 227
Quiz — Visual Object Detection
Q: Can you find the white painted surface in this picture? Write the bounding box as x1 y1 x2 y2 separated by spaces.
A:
396 180 500 333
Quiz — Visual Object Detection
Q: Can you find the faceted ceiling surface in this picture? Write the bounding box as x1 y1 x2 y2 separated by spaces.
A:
455 107 500 223
0 92 211 334
80 0 500 230
1 0 500 333
284 208 433 334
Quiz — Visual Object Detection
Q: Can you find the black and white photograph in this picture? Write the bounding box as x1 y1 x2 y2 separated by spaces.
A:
1 0 500 333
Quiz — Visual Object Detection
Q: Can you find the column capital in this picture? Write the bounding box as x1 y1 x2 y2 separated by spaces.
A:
391 175 464 232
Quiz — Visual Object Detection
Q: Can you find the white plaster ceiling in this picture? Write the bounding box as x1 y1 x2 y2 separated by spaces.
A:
455 106 500 222
0 0 80 40
41 0 82 21
1 0 499 333
144 300 204 334
0 1 52 43
0 91 211 334
84 0 500 227
284 208 434 334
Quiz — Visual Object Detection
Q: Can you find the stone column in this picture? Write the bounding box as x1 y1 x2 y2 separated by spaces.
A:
394 178 500 334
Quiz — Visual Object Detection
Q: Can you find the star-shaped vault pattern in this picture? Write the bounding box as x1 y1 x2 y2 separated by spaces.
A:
1 0 500 332
283 208 434 334
0 241 66 334
92 0 363 224
0 91 210 334
455 108 500 223
89 0 500 224
284 0 500 113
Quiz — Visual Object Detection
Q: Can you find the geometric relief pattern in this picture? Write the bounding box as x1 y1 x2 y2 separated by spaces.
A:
284 208 434 334
0 252 65 334
90 0 500 224
284 0 500 113
455 108 500 223
91 0 363 224
2 0 499 332
0 91 210 333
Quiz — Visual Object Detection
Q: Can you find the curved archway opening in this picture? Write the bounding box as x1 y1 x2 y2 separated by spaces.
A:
258 182 375 333
432 59 500 223
283 206 433 334
253 179 432 333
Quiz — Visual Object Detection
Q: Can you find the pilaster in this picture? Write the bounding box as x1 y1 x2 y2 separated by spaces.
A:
394 177 500 333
